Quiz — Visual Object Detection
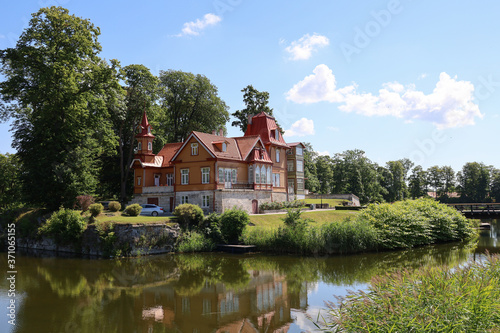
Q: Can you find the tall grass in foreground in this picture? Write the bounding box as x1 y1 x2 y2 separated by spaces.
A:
322 254 500 332
243 198 477 255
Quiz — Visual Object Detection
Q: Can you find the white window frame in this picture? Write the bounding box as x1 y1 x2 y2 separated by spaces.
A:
137 142 142 151
255 165 260 184
297 178 304 190
297 160 303 172
202 195 210 208
181 169 189 185
218 167 224 183
147 142 152 151
191 143 198 155
231 169 237 184
260 166 266 184
201 167 210 184
137 176 141 186
166 173 174 186
222 142 227 152
248 165 254 184
287 161 294 172
181 196 189 204
267 167 271 184
296 146 303 156
276 149 280 163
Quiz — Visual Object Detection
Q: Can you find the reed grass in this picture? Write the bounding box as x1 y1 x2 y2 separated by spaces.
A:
323 254 500 332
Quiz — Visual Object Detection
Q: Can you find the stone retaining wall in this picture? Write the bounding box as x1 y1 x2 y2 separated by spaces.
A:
17 222 179 257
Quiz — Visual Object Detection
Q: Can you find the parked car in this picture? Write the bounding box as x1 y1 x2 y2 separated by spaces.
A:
140 204 164 216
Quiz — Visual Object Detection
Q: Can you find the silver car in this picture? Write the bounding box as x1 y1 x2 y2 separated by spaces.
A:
140 204 164 216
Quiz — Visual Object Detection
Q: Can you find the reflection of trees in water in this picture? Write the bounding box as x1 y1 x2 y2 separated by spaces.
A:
11 241 477 333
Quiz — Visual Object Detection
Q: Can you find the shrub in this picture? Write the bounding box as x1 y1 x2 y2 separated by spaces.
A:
74 195 95 213
259 200 306 211
88 203 103 217
174 204 204 230
177 231 215 252
200 212 223 243
219 208 249 244
124 204 142 216
108 201 121 212
40 208 87 245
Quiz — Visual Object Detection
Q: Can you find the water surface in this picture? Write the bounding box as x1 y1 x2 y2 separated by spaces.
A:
1 218 498 333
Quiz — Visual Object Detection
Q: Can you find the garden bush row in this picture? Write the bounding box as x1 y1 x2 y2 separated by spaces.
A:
259 200 306 211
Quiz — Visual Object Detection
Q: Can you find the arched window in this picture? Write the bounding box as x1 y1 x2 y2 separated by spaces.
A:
255 165 260 184
267 166 272 184
138 142 142 151
148 142 152 151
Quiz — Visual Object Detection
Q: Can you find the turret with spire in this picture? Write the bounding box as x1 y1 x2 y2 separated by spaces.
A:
135 110 155 163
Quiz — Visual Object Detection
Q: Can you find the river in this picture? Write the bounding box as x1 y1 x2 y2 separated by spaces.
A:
1 218 498 333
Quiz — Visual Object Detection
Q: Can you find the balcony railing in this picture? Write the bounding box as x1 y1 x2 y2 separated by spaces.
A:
142 186 174 193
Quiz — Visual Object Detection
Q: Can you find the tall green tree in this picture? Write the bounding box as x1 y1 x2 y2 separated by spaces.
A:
0 153 23 210
157 70 229 143
0 7 119 209
490 168 500 202
457 162 491 202
315 155 333 194
383 161 407 202
231 85 278 133
427 166 444 197
441 165 456 194
408 165 428 199
303 142 319 192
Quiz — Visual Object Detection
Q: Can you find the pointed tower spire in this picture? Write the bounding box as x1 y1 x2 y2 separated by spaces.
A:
135 110 155 159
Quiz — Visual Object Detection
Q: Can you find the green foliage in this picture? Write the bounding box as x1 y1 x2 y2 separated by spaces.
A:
231 85 279 133
176 231 215 252
157 70 229 143
94 220 116 257
259 200 305 211
0 7 121 210
199 212 223 243
219 208 250 244
124 203 142 216
40 208 87 245
88 203 103 217
457 162 491 202
173 203 204 230
0 153 23 210
357 198 476 249
325 254 500 332
107 201 121 212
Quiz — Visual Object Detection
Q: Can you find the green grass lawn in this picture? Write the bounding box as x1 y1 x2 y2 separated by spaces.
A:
304 198 348 206
248 209 359 229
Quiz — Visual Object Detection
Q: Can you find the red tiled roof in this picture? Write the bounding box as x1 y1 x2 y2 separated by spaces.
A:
288 142 305 147
245 112 289 148
192 131 242 160
158 142 183 167
234 135 261 160
246 147 273 164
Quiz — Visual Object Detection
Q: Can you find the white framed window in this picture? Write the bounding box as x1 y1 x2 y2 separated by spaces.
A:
166 173 174 186
202 195 210 208
297 178 304 190
248 165 254 184
296 146 303 155
260 166 266 184
181 196 189 204
222 142 227 152
276 149 280 163
255 165 260 184
137 176 141 186
218 168 224 183
191 143 198 155
154 174 160 186
275 129 279 139
138 142 142 151
297 160 303 172
147 142 152 151
267 166 271 184
287 161 293 172
231 169 237 183
288 179 295 190
181 169 189 185
273 173 280 187
201 167 210 184
147 126 151 134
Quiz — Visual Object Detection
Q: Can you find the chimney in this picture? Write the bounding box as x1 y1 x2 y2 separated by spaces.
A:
248 114 253 125
219 128 224 136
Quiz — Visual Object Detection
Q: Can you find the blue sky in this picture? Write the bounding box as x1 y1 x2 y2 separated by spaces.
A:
1 0 499 172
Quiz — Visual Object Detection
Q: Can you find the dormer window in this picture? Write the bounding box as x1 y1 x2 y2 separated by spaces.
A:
275 129 279 139
222 142 227 152
191 143 199 155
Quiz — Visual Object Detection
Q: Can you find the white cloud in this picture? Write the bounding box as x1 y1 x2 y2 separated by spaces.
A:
178 13 221 37
418 73 428 80
317 150 330 156
285 33 329 60
286 64 355 103
284 118 315 137
286 65 483 129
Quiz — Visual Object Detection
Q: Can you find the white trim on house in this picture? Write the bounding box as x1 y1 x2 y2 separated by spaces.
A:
171 132 216 161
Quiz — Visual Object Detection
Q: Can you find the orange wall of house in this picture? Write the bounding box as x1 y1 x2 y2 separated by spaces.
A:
176 137 214 162
217 161 249 183
175 161 216 191
133 166 175 193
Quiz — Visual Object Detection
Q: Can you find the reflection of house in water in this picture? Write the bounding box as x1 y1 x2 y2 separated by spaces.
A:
137 270 309 332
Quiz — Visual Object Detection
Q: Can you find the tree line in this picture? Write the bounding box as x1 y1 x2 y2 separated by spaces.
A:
303 144 500 204
0 7 280 211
